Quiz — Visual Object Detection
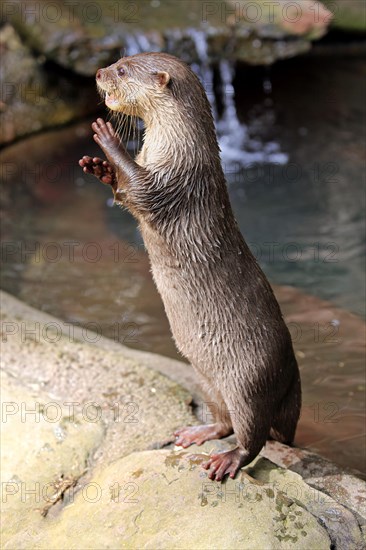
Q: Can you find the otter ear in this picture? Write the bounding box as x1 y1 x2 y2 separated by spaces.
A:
155 71 170 88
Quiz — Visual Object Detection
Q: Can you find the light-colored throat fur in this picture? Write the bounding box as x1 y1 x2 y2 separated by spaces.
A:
128 106 242 267
136 102 221 179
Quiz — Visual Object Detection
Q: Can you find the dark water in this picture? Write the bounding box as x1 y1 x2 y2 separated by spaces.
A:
231 56 366 317
1 55 365 473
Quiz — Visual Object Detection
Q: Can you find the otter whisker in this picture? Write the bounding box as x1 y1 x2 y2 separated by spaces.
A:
112 111 121 136
127 111 134 150
107 110 121 142
114 111 127 146
133 111 139 157
135 113 140 157
121 113 130 147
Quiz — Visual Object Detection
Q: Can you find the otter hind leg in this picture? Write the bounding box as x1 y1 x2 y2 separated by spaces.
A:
174 375 233 448
270 376 301 444
203 397 272 481
174 423 232 448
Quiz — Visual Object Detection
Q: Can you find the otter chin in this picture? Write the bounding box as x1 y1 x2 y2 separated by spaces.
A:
79 52 301 482
104 93 121 110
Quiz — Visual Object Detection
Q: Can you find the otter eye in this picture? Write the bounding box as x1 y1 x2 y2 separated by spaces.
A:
117 67 125 77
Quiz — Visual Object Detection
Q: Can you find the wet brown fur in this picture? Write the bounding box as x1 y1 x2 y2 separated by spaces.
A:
83 52 301 478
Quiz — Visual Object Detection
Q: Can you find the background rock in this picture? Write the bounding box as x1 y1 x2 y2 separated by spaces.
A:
1 0 334 144
4 0 333 74
0 24 97 145
323 0 366 32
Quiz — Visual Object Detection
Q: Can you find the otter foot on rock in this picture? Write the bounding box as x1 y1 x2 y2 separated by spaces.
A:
78 156 116 186
202 447 248 481
174 424 233 448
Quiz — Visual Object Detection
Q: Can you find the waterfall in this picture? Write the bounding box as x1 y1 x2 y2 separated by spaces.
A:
190 30 288 167
217 59 288 166
123 29 288 167
189 28 218 121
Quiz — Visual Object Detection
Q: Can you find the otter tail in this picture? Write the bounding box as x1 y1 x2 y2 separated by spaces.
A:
270 370 301 444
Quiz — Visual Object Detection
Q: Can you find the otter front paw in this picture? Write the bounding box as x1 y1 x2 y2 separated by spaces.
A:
92 118 120 152
79 156 116 186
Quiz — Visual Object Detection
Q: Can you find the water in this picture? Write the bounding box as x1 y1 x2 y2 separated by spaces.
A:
194 48 365 316
1 55 365 473
190 29 289 165
232 56 366 316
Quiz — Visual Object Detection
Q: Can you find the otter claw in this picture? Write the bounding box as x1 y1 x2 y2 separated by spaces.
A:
202 448 247 481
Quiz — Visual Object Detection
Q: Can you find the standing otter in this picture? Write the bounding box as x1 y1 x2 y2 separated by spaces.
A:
79 52 301 481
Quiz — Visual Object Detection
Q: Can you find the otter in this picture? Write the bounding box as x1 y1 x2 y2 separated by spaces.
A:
79 52 301 481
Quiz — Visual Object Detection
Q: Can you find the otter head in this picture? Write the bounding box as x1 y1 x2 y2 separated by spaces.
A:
96 52 212 128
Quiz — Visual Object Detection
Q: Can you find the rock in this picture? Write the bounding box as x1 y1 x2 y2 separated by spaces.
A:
4 0 334 73
1 0 334 143
3 1 123 77
1 289 365 548
4 447 333 550
4 0 333 75
323 0 366 32
0 24 98 145
262 440 366 549
226 0 333 39
0 292 197 467
1 369 104 540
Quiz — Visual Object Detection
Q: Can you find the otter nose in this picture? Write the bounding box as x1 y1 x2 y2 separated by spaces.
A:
96 69 102 80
